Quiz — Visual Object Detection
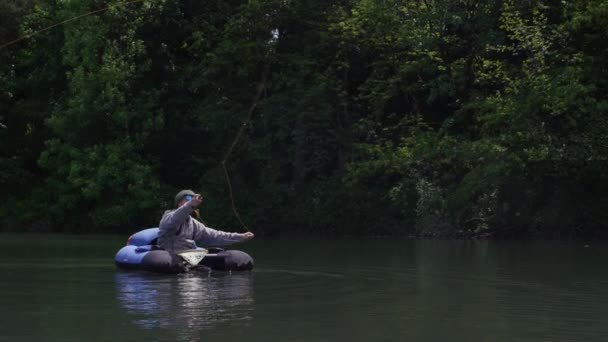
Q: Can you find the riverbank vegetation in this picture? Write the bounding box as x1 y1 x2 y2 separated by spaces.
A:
1 0 607 238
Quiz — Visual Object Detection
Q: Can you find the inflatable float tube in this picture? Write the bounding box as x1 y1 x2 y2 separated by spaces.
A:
114 228 254 273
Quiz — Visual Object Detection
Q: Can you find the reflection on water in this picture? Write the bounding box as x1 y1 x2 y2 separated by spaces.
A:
3 234 608 341
115 271 254 338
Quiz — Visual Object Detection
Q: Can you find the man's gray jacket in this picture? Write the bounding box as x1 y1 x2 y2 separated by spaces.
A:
158 201 245 253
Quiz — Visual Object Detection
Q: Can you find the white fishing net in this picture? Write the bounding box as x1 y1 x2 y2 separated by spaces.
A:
177 249 208 266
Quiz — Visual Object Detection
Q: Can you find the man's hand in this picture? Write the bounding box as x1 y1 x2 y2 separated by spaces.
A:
189 194 203 207
242 232 255 240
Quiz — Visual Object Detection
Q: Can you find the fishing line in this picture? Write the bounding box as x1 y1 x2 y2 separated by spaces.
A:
221 62 271 233
2 0 272 232
0 0 147 50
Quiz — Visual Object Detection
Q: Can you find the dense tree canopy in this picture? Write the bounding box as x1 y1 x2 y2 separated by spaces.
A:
1 0 606 237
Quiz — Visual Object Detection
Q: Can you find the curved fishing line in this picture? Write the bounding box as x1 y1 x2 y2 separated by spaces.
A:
221 62 270 233
2 0 270 232
0 0 147 50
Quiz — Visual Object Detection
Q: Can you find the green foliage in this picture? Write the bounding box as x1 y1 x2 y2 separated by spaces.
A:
1 0 607 237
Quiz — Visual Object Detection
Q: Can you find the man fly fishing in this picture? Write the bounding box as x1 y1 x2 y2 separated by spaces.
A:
158 189 254 252
154 189 254 272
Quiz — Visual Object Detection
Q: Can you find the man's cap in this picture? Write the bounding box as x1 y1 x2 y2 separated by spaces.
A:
174 189 196 206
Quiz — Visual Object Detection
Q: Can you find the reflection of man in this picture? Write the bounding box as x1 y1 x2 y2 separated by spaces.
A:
158 189 254 253
115 272 254 335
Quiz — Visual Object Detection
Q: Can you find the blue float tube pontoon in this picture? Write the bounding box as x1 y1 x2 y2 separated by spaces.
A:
114 228 254 273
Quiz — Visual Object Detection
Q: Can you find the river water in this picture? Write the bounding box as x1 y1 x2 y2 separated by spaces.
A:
0 233 606 341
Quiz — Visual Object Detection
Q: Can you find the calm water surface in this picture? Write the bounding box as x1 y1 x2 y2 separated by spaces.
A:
0 233 607 341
